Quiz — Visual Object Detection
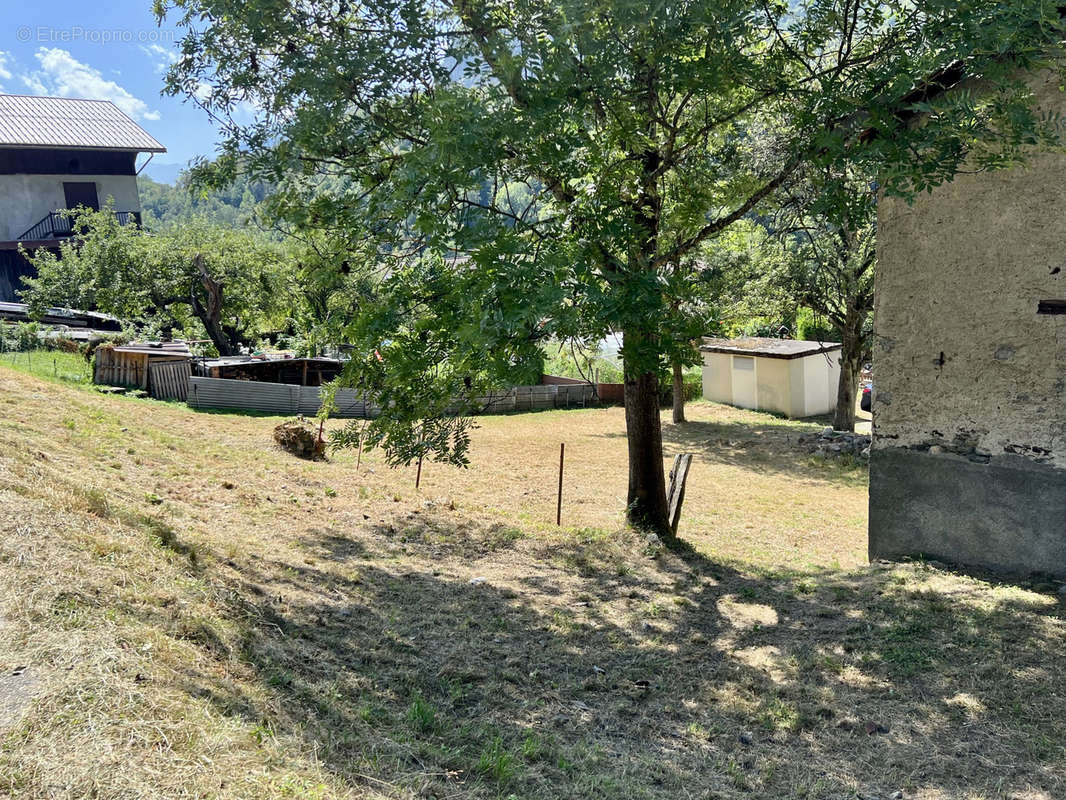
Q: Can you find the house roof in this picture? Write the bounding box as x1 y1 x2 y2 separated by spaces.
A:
0 94 165 153
700 336 841 360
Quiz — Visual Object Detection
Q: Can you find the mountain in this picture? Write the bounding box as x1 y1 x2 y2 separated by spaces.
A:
140 161 187 186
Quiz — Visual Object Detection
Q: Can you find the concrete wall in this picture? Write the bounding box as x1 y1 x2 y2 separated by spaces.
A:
801 352 839 417
870 69 1066 578
754 355 791 416
0 174 141 240
702 351 733 405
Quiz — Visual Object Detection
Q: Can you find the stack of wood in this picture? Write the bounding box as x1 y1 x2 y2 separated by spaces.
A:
273 420 326 460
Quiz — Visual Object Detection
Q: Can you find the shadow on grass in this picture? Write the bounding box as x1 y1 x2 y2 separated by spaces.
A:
172 516 1065 799
659 417 867 484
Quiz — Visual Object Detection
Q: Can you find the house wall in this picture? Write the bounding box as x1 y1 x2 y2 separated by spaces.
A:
0 173 141 240
870 69 1066 578
754 356 791 416
800 351 839 417
701 352 733 405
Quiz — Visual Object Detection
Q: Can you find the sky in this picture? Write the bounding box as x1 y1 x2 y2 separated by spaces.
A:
0 0 225 174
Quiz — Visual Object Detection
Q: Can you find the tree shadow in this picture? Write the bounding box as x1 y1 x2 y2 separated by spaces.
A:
170 517 1065 799
660 417 866 483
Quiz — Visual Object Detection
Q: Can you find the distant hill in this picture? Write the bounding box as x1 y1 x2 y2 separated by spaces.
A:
140 161 187 186
137 174 273 228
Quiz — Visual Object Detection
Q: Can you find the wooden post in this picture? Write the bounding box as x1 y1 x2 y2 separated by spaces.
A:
666 453 693 538
556 442 565 526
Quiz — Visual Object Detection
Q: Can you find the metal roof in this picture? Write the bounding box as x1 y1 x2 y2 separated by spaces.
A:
0 94 165 153
105 341 192 357
700 336 842 360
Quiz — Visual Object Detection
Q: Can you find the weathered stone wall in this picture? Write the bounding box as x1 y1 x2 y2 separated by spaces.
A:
870 70 1066 577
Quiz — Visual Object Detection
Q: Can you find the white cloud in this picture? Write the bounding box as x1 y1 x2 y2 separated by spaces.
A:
20 48 160 122
0 51 13 85
140 43 178 74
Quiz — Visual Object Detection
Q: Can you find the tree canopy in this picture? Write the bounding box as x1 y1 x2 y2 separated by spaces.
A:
158 0 1066 533
21 207 292 356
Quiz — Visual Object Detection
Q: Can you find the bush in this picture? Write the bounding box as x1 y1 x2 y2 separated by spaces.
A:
1 322 42 352
796 307 840 342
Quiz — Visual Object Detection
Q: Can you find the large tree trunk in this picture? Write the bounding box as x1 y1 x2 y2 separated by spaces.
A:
671 361 686 424
832 309 864 432
623 330 670 536
190 254 236 357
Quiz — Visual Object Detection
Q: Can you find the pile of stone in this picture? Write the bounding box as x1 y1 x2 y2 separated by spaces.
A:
798 427 871 461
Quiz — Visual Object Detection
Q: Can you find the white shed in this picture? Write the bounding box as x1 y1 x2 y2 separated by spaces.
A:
700 337 842 418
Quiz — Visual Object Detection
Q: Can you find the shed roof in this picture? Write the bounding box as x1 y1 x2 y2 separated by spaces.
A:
700 337 841 360
0 94 165 153
107 341 191 357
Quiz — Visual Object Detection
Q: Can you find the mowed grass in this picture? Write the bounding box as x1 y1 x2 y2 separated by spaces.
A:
0 364 1064 799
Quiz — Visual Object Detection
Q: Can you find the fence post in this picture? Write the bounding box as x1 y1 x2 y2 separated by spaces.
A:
556 443 565 526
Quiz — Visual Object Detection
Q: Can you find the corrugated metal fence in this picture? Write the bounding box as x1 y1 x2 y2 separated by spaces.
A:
187 377 596 417
188 377 370 417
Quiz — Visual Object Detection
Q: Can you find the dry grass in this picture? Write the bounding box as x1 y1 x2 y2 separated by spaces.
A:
0 365 1064 799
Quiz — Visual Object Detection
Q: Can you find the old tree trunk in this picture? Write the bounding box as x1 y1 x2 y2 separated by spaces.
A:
190 254 236 357
671 361 687 424
832 307 865 432
624 334 670 535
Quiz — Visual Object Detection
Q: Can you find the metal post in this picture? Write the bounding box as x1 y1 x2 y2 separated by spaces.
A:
415 427 424 489
556 442 565 526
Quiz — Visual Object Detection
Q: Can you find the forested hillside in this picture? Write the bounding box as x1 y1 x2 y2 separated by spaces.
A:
137 173 272 227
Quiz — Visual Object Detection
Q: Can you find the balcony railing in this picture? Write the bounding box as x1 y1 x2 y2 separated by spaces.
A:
17 210 142 241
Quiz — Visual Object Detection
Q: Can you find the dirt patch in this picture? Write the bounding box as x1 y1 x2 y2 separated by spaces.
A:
0 667 38 730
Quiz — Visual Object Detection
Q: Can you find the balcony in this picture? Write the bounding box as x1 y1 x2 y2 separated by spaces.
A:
17 210 142 242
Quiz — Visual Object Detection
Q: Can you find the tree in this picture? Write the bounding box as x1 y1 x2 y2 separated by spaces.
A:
21 207 290 355
159 0 1065 535
774 167 876 432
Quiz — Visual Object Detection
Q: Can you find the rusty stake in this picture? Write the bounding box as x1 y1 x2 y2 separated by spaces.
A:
556 442 565 526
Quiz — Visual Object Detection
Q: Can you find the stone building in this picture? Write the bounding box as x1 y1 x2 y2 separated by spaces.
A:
870 71 1066 578
0 94 165 301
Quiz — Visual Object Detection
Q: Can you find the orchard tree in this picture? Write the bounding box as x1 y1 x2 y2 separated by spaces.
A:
159 0 1064 535
773 166 876 432
21 207 290 355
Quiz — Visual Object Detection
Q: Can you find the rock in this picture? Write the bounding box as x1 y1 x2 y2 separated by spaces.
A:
821 426 834 436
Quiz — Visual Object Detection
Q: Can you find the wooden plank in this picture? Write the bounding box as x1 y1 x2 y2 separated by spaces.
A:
149 359 191 401
667 453 693 537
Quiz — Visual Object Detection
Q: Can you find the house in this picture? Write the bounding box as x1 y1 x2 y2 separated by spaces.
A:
0 94 165 301
700 337 841 418
870 69 1066 579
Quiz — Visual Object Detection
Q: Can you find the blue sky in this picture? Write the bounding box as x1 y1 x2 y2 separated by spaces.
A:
0 1 223 173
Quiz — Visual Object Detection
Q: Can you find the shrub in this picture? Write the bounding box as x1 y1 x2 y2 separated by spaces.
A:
796 307 840 342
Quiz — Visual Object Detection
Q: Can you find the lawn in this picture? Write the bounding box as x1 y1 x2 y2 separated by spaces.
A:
0 363 1063 799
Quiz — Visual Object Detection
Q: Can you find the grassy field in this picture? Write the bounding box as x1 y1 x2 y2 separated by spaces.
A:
0 361 1063 799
